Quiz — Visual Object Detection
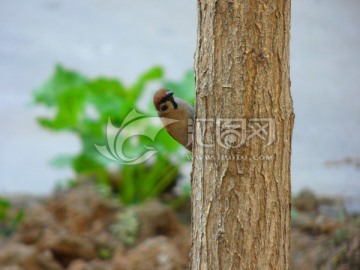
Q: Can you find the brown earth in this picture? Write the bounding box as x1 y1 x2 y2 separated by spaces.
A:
0 185 359 270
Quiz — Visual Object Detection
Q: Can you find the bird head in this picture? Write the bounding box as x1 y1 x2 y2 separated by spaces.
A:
153 88 178 114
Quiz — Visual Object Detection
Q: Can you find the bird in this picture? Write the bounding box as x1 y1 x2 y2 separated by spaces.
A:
153 88 194 151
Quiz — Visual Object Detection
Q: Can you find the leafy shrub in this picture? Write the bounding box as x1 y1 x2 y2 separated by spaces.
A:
0 198 24 237
33 65 194 204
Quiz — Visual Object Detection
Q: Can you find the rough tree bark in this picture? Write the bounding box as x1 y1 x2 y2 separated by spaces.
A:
191 0 294 269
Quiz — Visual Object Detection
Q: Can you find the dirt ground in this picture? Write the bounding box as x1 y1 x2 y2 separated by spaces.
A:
0 185 359 270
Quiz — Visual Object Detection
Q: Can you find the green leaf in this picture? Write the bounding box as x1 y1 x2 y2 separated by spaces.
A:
37 86 87 130
72 154 103 173
153 128 182 152
140 158 166 198
33 65 87 107
120 165 137 204
0 198 10 220
57 87 86 127
87 78 129 121
147 165 178 198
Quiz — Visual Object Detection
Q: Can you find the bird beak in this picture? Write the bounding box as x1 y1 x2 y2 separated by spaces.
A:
165 91 174 99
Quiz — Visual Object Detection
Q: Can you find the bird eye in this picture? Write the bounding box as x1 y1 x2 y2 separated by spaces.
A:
160 104 168 111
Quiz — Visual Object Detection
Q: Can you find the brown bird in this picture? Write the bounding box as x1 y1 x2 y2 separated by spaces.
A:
153 88 194 151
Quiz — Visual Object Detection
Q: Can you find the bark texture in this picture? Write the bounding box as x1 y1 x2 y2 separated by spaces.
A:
191 0 294 269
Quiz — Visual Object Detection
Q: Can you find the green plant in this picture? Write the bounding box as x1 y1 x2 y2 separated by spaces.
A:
97 246 114 260
0 198 24 237
111 208 139 246
33 65 194 205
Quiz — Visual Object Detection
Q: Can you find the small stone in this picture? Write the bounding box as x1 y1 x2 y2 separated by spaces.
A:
0 243 63 270
293 189 319 212
113 236 186 270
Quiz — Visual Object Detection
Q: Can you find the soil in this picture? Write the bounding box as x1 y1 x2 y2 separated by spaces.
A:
0 185 359 270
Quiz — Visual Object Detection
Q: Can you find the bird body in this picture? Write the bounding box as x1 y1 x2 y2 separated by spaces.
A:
153 89 194 151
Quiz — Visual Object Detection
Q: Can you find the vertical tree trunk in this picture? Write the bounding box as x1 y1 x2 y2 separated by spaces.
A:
191 0 294 269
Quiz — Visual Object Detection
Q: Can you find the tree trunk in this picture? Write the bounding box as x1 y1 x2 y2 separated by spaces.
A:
191 0 294 269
